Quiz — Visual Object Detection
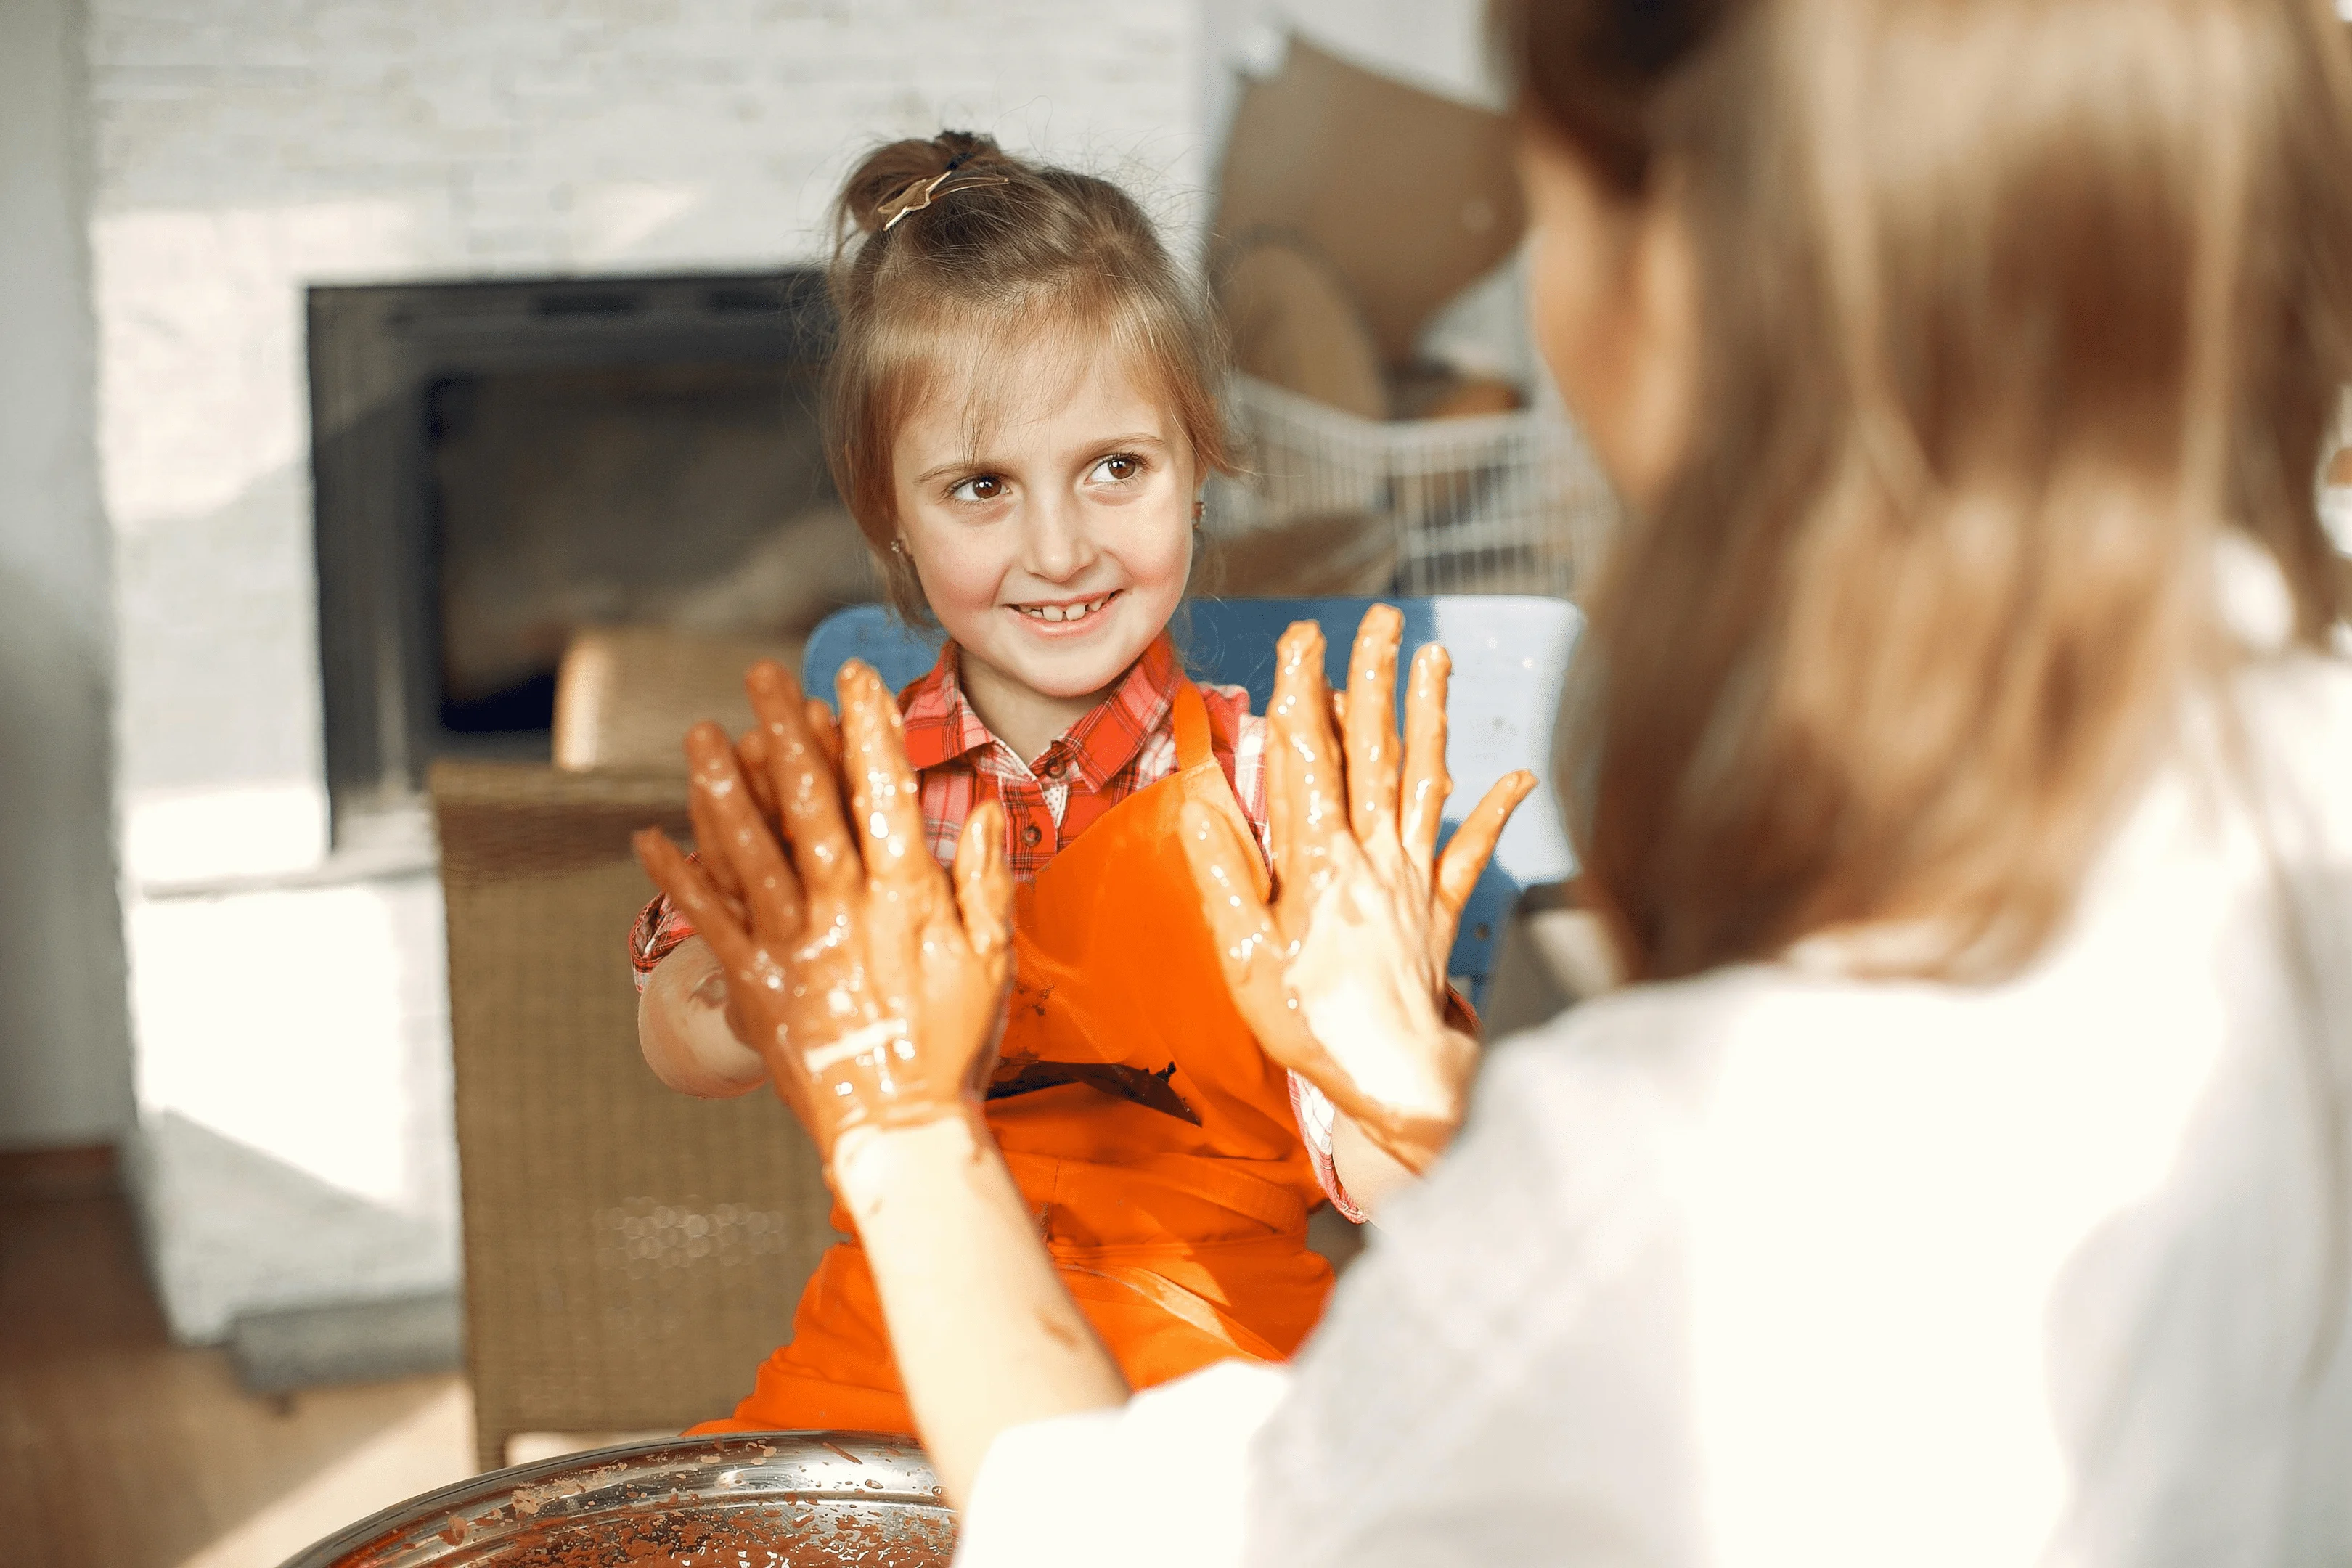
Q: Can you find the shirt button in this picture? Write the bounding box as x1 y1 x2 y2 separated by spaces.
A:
1021 823 1043 848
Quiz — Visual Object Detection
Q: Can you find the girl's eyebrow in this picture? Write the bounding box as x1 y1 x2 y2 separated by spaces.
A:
913 456 1002 486
1084 432 1170 452
910 432 1171 487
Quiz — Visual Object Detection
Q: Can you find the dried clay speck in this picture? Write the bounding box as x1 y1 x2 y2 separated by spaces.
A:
350 1499 954 1567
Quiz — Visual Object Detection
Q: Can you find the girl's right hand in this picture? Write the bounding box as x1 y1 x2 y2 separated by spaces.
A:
1181 607 1535 1172
633 658 1018 1163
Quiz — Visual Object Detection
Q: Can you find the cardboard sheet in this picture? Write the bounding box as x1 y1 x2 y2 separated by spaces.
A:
1214 37 1526 369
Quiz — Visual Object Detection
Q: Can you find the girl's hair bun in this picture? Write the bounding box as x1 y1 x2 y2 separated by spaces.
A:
838 131 1008 238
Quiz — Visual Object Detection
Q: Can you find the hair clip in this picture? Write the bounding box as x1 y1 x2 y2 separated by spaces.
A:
878 163 1010 232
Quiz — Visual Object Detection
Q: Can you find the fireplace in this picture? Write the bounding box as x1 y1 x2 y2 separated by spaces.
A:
306 269 875 828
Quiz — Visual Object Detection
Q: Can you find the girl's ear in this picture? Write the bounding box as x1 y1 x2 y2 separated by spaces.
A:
1183 496 1214 599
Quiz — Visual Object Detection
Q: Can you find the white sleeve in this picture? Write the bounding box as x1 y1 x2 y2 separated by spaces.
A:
1245 1015 1707 1568
955 1360 1292 1568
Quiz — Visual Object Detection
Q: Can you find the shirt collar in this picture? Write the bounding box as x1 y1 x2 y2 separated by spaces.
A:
897 632 1182 786
897 641 996 771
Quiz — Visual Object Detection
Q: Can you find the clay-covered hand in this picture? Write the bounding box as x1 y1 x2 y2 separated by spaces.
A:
634 658 1016 1163
1181 606 1535 1172
663 699 847 1060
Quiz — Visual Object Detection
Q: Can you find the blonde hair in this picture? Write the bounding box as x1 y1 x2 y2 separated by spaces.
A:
822 131 1236 621
1498 0 2352 981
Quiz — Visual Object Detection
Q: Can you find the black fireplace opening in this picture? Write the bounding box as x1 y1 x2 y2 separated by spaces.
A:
309 270 877 829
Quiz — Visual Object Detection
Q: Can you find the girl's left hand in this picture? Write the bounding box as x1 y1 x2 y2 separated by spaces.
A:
634 659 1018 1163
1181 606 1535 1173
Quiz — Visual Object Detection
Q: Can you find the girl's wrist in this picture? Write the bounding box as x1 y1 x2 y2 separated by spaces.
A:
1437 1026 1479 1131
1380 1022 1479 1159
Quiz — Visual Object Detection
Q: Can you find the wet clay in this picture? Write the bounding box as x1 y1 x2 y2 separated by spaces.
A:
311 1440 953 1568
1177 608 1535 1172
452 1499 947 1567
633 658 1018 1164
342 1494 952 1568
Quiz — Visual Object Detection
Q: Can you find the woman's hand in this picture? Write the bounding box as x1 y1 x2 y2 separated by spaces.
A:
642 660 1121 1501
633 658 1017 1162
1182 606 1535 1172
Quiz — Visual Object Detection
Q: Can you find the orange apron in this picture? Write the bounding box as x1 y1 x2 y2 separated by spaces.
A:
693 682 1334 1436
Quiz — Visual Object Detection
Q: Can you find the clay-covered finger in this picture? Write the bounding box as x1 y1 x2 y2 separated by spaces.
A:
634 827 759 973
1433 769 1538 920
735 724 780 824
1180 799 1315 1059
1399 643 1453 868
687 759 747 904
746 660 858 895
836 661 934 890
686 722 805 939
803 697 842 773
1343 605 1404 841
1268 621 1347 862
1261 625 1315 920
952 799 1016 960
1262 666 1294 893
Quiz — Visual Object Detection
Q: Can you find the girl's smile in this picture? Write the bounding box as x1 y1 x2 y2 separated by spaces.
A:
1011 589 1120 629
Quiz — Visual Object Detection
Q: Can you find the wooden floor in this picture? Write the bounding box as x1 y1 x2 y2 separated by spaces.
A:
0 1173 476 1568
0 1153 1367 1565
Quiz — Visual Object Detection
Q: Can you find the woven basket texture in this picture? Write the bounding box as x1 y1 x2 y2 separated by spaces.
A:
433 760 834 1470
552 626 806 773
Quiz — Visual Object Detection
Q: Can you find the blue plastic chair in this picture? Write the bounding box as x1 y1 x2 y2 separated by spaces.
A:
802 597 1582 1002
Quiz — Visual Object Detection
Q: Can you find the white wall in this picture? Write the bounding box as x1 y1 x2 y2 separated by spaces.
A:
90 0 1209 887
0 0 135 1153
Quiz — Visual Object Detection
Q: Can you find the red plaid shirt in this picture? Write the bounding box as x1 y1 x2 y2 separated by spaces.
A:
626 633 1362 1217
888 630 1266 879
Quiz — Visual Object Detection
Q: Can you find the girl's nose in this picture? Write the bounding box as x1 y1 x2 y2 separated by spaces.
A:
1020 489 1096 583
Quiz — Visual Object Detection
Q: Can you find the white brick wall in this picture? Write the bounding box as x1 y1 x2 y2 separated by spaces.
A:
93 0 1205 867
1 0 135 1153
87 0 1204 1339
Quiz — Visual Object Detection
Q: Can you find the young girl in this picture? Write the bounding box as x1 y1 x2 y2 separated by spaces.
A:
629 131 1522 1437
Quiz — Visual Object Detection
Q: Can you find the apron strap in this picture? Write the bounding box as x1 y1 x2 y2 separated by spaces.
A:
1165 677 1270 897
1171 680 1214 772
1001 1148 1310 1236
1055 1260 1288 1363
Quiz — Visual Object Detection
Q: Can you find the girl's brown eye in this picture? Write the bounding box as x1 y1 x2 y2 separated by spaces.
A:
950 475 1004 502
1094 454 1141 483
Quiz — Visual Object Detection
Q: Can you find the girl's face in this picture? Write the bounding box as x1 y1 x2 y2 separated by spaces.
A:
891 340 1196 714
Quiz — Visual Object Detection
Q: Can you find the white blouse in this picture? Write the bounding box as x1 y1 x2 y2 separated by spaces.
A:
958 647 2352 1568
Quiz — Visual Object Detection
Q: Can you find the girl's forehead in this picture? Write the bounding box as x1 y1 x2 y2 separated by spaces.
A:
897 325 1174 459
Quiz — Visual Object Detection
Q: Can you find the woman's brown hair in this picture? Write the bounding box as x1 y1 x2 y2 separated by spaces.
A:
1498 0 2352 981
823 131 1236 621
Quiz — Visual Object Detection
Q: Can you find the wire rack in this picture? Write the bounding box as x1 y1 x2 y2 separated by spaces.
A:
1207 374 1621 600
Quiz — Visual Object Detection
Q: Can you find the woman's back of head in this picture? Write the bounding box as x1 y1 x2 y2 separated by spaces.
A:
1501 0 2352 981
